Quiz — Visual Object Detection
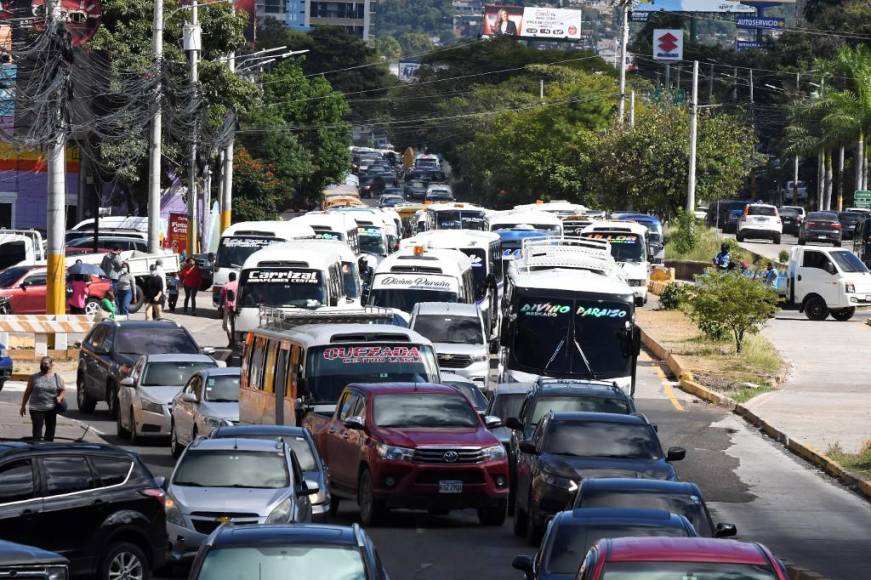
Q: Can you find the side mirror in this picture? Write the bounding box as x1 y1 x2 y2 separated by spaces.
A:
120 377 135 388
182 393 197 403
299 483 320 496
505 417 523 431
202 347 216 356
511 555 534 576
666 446 686 462
344 416 365 430
153 476 167 490
715 522 738 538
518 440 537 455
484 415 503 429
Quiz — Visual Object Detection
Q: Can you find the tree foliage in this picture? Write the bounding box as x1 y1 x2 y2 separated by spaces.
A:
232 147 282 222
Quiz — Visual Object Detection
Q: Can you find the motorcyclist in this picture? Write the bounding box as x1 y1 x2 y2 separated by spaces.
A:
713 243 731 270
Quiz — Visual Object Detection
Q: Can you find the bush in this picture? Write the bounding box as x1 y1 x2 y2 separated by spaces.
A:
669 209 698 255
658 282 688 310
685 270 779 352
778 250 789 264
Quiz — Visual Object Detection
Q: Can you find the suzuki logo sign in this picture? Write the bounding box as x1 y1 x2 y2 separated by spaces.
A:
653 29 683 62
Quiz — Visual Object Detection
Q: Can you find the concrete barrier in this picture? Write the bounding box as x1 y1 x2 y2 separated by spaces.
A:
664 260 709 280
0 315 94 355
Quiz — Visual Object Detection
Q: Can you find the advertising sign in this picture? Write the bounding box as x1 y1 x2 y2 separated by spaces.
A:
735 40 764 51
854 191 871 209
736 16 784 29
398 60 420 82
482 5 582 41
633 0 754 13
167 213 188 254
653 29 683 61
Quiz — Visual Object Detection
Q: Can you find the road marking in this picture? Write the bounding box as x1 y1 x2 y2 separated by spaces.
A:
654 365 685 412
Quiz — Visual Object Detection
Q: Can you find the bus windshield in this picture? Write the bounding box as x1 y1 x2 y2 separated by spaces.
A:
358 228 387 256
216 237 279 269
586 232 647 263
511 297 634 379
434 210 486 230
369 274 459 313
238 268 328 309
304 344 440 405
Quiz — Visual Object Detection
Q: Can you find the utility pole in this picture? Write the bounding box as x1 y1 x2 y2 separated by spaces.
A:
629 90 635 128
147 0 164 253
220 6 236 234
708 62 714 103
748 68 754 104
733 66 738 101
664 63 670 87
45 0 66 315
540 79 544 101
184 0 201 256
793 72 799 206
687 60 699 214
617 1 629 126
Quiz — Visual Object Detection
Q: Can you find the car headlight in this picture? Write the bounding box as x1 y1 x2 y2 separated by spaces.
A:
541 470 578 492
845 282 856 294
471 354 489 363
141 399 165 414
265 498 291 524
204 416 231 428
165 495 186 527
376 443 415 461
46 566 69 580
481 444 506 461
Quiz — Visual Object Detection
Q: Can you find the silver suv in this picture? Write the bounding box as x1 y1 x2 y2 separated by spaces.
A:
165 437 317 563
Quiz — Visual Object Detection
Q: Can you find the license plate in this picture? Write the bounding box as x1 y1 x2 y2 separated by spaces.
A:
818 235 827 239
438 480 463 494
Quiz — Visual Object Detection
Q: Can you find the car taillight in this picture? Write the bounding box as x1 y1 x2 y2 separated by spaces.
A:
140 487 166 506
832 223 842 230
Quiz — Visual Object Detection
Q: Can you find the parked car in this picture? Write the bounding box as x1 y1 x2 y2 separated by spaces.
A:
170 367 240 457
838 211 865 240
188 523 390 580
117 354 218 442
410 302 490 387
0 540 69 580
571 478 736 538
211 424 331 521
778 205 805 235
736 203 782 244
441 372 489 413
512 508 697 579
576 537 789 580
165 437 316 562
0 441 167 579
513 412 685 543
798 211 842 246
77 320 208 417
304 382 508 526
0 265 111 315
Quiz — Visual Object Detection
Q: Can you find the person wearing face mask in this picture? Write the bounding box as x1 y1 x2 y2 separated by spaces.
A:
19 356 65 441
115 262 135 317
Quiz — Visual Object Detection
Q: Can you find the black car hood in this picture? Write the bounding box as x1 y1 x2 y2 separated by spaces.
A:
0 540 68 566
542 453 676 481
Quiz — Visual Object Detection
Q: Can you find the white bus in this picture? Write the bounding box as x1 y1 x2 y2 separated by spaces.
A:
424 202 488 231
287 212 360 255
488 210 564 236
512 200 590 218
213 221 316 312
580 220 650 306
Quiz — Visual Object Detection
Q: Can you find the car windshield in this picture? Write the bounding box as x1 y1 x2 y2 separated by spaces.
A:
197 545 366 580
216 237 278 269
0 267 28 288
585 233 646 262
490 393 526 420
373 393 480 428
600 561 778 579
204 375 240 402
808 212 837 221
413 315 483 344
780 208 801 216
531 395 630 425
172 450 288 488
238 268 328 309
543 421 660 459
546 524 690 574
830 250 869 273
748 206 777 216
116 329 200 356
142 361 215 387
370 288 459 313
444 381 489 411
577 490 712 536
304 344 440 405
434 210 486 231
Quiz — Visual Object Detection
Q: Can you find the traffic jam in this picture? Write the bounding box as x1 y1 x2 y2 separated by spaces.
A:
1 148 814 580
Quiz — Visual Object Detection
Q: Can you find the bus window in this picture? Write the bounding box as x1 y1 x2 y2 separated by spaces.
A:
250 337 267 391
289 344 302 400
240 333 255 391
275 347 289 399
263 340 279 394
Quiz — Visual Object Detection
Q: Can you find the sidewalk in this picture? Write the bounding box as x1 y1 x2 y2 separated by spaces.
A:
0 400 103 443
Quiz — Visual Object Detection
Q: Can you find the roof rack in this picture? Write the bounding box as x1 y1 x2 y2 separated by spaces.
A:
259 307 404 330
515 238 622 278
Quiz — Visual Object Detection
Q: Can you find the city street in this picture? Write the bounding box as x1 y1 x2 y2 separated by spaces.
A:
4 302 870 579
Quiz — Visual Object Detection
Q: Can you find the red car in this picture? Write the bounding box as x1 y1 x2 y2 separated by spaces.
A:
578 537 789 580
0 265 111 314
305 382 509 526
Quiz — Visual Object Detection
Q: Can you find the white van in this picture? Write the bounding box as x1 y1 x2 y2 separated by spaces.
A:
581 221 650 306
488 210 563 236
783 246 871 321
213 221 316 312
287 212 360 255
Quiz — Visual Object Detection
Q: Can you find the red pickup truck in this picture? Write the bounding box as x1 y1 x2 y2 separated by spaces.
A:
304 382 509 526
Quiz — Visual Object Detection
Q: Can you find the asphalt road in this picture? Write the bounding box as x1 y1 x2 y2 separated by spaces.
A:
723 229 860 262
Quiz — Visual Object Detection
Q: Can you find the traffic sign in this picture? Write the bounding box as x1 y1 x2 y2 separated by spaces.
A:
653 29 683 61
854 191 871 209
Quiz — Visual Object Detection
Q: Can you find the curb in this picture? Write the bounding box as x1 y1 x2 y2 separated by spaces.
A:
640 328 871 506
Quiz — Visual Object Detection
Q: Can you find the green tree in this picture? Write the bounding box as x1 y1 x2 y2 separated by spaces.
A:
398 32 434 56
232 147 282 221
372 35 403 60
685 271 779 353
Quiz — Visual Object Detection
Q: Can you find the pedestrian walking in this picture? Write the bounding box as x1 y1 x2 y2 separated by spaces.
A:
19 356 65 442
180 257 203 315
115 262 135 317
66 273 89 314
221 271 238 347
100 246 123 289
98 289 117 321
143 264 164 320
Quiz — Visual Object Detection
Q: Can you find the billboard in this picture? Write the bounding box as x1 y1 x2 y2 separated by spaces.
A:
736 16 785 29
482 5 582 41
632 0 754 13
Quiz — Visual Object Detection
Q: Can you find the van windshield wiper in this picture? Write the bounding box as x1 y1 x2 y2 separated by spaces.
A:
544 338 567 371
572 337 598 380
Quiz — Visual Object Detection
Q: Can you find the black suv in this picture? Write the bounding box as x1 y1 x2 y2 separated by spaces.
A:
77 320 208 417
189 524 389 579
0 441 167 579
512 411 685 544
